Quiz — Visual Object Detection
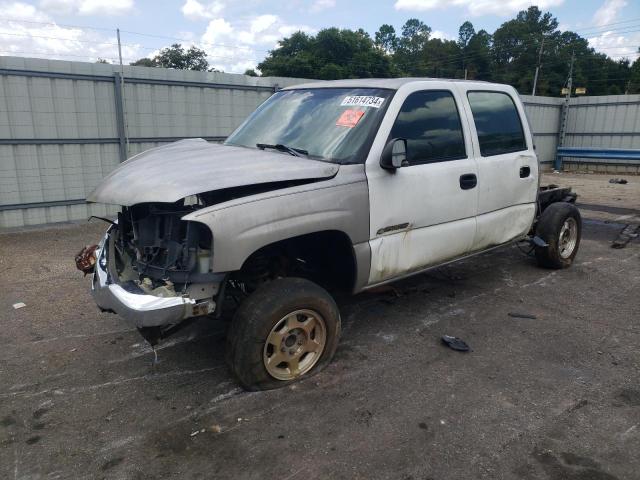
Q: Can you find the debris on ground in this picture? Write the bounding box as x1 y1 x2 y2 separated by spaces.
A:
608 178 628 184
611 224 640 249
12 302 26 309
508 312 537 319
210 425 222 433
441 335 470 352
75 244 98 275
366 285 401 296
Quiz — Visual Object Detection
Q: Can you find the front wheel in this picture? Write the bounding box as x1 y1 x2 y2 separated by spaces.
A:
535 202 582 269
226 277 341 391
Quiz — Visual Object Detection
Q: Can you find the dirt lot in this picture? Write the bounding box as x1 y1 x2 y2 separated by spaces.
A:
1 173 638 480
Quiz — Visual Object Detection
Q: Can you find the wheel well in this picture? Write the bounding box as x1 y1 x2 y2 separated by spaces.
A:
235 230 357 293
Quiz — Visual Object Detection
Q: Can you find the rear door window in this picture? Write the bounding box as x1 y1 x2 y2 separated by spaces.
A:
467 91 527 157
389 90 466 165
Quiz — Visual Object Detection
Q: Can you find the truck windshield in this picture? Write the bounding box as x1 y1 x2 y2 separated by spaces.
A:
225 88 394 164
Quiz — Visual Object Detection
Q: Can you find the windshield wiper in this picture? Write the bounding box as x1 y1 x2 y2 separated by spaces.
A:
256 143 308 157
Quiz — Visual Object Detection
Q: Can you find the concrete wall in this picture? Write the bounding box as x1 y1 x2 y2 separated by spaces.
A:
1 56 638 228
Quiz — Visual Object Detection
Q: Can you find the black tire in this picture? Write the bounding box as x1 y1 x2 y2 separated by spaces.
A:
535 202 582 269
226 277 341 391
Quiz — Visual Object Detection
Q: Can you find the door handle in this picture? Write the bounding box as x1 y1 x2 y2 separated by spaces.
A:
520 166 531 178
459 173 477 190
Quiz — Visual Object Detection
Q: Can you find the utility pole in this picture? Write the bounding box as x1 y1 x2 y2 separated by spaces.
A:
555 51 575 171
531 36 545 96
116 28 130 155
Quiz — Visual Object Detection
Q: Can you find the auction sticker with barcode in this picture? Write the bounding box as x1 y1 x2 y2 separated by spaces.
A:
340 96 385 108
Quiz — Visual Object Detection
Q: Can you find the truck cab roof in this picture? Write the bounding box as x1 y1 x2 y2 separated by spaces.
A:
282 77 493 91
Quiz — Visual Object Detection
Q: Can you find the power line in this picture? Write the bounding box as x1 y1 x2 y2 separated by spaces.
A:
0 17 274 54
0 49 121 61
0 32 262 62
0 14 638 79
0 30 124 47
0 16 116 32
573 18 640 36
2 15 639 67
119 30 272 54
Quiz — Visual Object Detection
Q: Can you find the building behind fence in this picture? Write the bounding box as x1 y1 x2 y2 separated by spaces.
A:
1 56 639 228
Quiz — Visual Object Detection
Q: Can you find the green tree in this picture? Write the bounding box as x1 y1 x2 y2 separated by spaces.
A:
154 44 209 70
393 18 432 75
492 6 559 92
254 6 634 96
628 52 640 93
466 30 492 80
374 24 398 53
458 21 475 49
244 69 259 77
258 28 394 79
130 44 209 71
458 21 476 77
130 57 156 67
422 38 462 78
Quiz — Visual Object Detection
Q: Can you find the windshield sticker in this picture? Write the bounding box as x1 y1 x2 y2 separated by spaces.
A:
340 96 385 109
336 109 365 128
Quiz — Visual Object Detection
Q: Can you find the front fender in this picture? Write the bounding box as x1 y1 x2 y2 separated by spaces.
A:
182 173 369 274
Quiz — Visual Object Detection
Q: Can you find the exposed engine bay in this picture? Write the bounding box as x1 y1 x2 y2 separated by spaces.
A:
108 201 218 302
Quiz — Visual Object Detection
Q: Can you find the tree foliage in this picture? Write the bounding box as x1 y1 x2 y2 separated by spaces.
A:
130 44 210 71
258 28 395 79
257 7 636 96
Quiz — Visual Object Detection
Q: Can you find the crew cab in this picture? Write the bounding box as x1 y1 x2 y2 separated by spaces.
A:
84 78 581 390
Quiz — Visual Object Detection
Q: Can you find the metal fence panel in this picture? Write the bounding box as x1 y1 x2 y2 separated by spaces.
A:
521 95 563 165
0 56 306 227
557 94 640 171
1 56 639 228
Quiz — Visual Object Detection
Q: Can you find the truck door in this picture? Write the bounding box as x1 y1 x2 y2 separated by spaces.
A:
365 86 479 285
457 87 538 251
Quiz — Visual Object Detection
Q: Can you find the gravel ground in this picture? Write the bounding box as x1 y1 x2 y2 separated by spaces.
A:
0 175 639 480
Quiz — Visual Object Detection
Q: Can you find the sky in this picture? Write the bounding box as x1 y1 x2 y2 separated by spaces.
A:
0 0 639 73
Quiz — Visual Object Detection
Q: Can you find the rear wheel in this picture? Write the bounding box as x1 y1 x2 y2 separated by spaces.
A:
226 277 341 391
535 202 582 269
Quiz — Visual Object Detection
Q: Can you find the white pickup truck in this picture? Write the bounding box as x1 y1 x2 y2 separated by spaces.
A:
85 78 581 390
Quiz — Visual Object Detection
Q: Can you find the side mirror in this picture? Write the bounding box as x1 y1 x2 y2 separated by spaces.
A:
380 138 408 170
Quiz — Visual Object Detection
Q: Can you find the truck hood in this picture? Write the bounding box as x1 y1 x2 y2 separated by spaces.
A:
87 139 339 206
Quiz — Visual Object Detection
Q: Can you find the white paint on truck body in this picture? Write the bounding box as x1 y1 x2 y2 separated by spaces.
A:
364 80 537 285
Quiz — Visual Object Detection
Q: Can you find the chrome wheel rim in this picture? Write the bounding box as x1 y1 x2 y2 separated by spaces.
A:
558 217 578 259
263 309 327 381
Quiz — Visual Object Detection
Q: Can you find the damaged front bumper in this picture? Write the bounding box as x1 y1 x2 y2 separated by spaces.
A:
91 229 224 329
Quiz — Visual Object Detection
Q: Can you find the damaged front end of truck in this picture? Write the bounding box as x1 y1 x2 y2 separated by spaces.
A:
89 201 223 344
79 138 340 344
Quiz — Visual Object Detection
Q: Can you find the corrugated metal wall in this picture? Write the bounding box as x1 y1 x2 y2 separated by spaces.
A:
1 56 638 228
520 95 563 165
0 56 306 228
554 94 640 172
565 94 640 150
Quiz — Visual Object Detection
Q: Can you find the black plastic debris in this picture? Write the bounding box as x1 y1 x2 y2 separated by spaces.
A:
508 312 537 319
612 224 639 249
531 236 548 248
609 178 628 184
441 335 470 352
